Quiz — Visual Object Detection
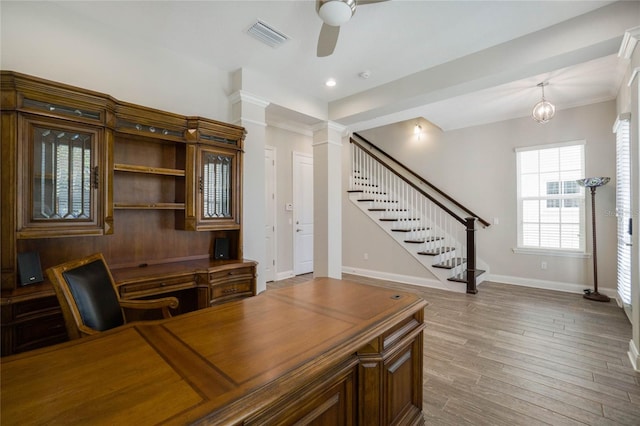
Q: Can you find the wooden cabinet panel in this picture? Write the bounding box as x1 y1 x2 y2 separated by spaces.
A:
14 313 67 351
384 341 423 425
207 263 256 306
1 294 68 356
179 144 242 231
210 280 253 304
16 114 109 239
358 308 425 426
244 356 358 426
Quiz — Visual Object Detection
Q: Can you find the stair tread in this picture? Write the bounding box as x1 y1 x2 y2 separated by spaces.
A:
391 227 427 232
417 247 454 255
379 218 420 222
347 190 363 193
433 258 466 269
447 269 486 283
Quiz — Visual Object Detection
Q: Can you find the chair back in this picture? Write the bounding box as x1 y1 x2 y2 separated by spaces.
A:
47 253 124 339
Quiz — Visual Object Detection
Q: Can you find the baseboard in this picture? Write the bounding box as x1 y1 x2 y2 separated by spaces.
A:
341 266 467 293
629 339 640 372
276 270 295 281
487 274 618 298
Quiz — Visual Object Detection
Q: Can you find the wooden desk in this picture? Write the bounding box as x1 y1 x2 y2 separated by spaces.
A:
1 278 427 425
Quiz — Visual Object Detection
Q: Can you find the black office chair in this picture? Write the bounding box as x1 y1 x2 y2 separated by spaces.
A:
46 253 179 339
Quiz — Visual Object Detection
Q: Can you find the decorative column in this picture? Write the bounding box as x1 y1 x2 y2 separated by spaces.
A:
230 90 270 294
312 122 346 279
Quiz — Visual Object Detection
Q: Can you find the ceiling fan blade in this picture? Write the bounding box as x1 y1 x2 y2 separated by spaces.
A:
317 23 340 57
357 0 389 5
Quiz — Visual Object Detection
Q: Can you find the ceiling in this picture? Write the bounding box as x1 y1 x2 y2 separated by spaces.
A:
51 0 635 132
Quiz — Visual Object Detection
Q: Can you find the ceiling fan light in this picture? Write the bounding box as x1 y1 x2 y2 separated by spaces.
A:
319 1 354 26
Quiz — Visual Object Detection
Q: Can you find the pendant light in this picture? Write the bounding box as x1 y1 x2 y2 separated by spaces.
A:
532 82 555 124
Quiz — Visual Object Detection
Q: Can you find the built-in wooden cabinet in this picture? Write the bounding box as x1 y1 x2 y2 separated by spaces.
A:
17 114 108 238
1 71 252 356
180 137 242 232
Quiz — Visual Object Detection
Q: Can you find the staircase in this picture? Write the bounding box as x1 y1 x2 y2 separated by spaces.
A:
348 134 489 293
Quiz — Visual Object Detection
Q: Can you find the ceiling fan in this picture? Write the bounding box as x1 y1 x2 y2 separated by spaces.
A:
316 0 389 57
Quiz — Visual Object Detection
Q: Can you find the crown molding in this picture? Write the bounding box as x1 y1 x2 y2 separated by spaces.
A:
228 90 270 108
311 121 349 136
618 25 640 59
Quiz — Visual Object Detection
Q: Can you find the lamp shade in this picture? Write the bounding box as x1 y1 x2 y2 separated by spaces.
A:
576 177 610 188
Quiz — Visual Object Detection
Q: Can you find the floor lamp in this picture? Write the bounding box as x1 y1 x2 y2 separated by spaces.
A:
576 177 610 302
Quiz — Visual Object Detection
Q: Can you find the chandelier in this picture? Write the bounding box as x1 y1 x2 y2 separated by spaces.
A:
532 82 555 124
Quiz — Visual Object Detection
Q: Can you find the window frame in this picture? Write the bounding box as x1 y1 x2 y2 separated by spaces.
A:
515 140 587 256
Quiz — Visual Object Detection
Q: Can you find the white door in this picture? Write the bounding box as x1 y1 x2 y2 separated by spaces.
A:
293 152 313 275
264 146 276 282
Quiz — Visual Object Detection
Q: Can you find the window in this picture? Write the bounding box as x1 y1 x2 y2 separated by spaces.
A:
546 181 580 208
614 114 631 309
516 142 585 252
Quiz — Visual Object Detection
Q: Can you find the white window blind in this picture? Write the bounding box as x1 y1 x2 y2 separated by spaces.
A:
614 114 632 306
516 142 585 252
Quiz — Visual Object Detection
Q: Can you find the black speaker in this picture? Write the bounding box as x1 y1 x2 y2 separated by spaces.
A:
17 252 44 286
214 238 230 260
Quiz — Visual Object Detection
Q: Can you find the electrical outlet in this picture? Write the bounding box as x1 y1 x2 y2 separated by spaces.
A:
363 253 369 260
541 261 547 270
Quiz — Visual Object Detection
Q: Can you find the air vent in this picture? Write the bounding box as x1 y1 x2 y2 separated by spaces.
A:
247 20 290 48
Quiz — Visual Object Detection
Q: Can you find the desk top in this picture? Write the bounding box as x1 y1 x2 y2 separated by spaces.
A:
1 278 426 425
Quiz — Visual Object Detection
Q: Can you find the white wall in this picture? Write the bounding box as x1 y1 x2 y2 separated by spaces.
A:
346 101 617 294
1 1 230 121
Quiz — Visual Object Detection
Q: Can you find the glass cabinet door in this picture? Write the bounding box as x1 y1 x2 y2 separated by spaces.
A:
202 151 232 219
196 146 239 230
18 115 105 238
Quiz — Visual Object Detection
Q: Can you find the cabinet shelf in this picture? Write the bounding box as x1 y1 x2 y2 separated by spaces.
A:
114 202 185 210
114 164 185 177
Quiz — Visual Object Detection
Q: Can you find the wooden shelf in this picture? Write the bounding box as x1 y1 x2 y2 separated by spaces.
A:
114 164 185 177
114 202 185 210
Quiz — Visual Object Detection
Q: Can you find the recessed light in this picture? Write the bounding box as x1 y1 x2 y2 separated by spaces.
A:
325 78 337 87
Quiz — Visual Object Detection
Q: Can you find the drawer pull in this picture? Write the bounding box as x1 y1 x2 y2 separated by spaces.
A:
222 287 238 294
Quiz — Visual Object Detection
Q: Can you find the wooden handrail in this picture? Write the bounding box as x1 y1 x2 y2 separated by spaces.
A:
352 133 491 228
351 138 466 226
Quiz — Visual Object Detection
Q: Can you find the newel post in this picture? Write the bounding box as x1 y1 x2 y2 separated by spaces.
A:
465 217 478 294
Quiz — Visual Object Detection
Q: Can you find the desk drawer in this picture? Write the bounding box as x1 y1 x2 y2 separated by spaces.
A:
119 275 197 299
15 312 67 351
211 279 252 299
13 296 60 319
208 266 254 283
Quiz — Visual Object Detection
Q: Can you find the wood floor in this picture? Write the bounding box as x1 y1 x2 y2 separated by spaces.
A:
268 274 640 425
